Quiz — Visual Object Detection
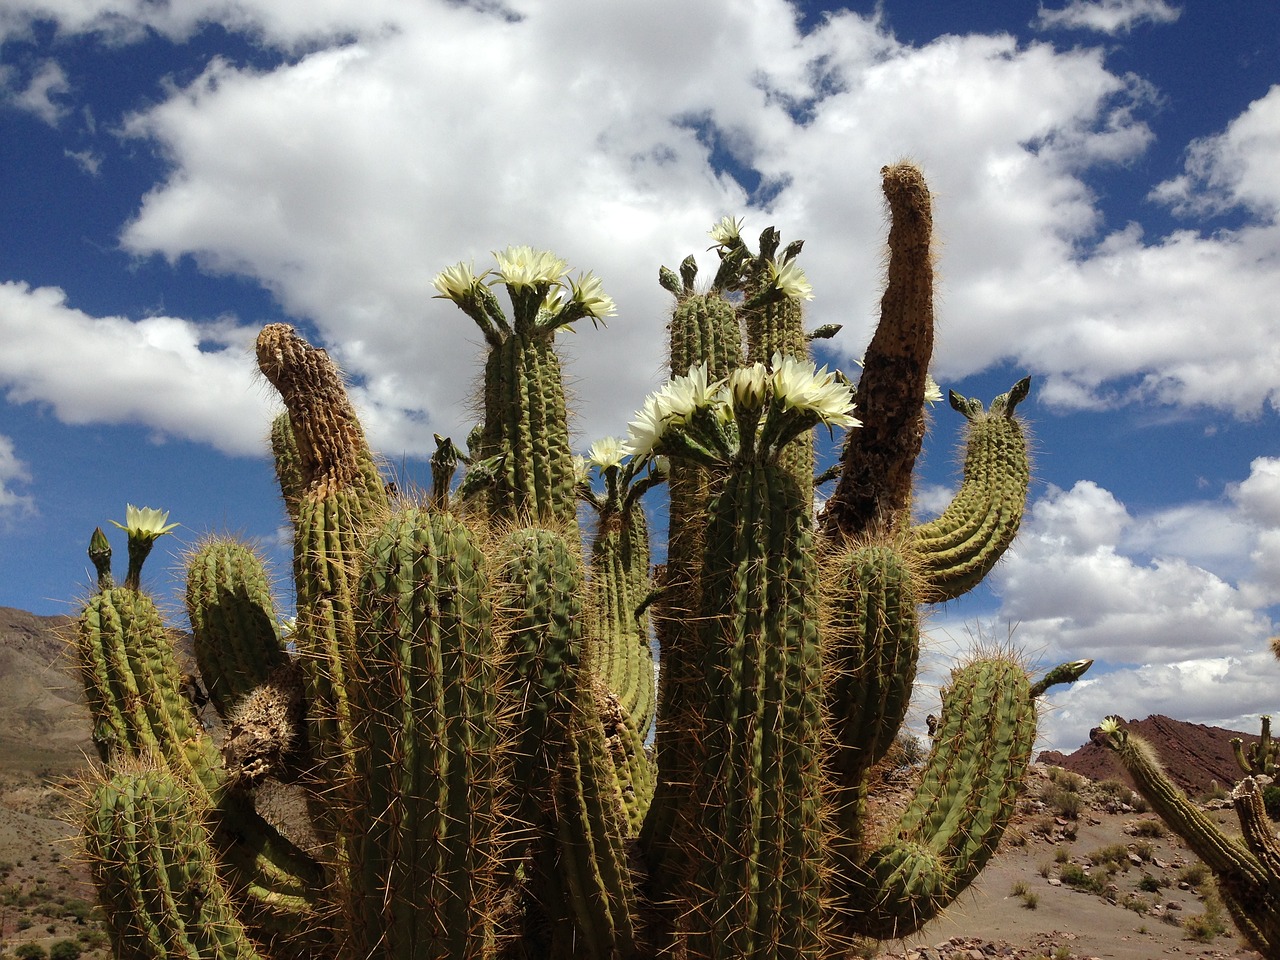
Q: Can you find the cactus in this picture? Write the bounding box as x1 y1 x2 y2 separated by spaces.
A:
1101 632 1280 958
72 162 1089 960
1097 718 1280 957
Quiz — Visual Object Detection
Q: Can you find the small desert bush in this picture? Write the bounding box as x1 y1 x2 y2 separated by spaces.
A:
1131 839 1154 861
1129 818 1166 838
1178 862 1210 887
1058 863 1105 894
1096 778 1133 802
1120 893 1150 916
1043 786 1082 819
1183 892 1227 943
1054 845 1070 864
1137 873 1163 893
1087 843 1130 866
1047 767 1085 791
1262 784 1280 821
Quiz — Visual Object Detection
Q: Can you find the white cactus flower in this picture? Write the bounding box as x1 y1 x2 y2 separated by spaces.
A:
569 272 617 319
769 259 814 301
728 362 770 410
432 261 477 302
709 215 744 246
771 353 858 427
660 363 719 423
1099 717 1121 736
110 504 179 541
587 436 626 470
924 373 943 405
622 395 667 461
493 245 569 289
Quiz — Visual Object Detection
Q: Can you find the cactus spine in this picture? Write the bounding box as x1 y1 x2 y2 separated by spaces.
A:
72 162 1090 960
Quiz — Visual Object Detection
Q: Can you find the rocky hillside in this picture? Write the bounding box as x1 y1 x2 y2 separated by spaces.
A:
1037 714 1257 799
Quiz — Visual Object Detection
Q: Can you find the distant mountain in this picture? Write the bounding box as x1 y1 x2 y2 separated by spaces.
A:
1037 714 1259 798
0 605 90 766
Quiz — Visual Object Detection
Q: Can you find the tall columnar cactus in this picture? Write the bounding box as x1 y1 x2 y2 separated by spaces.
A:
1100 629 1280 958
72 162 1090 960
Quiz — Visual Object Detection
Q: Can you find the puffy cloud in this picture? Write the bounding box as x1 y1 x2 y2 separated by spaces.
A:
0 435 35 517
5 58 70 125
1033 0 1182 35
0 281 272 456
1150 85 1280 219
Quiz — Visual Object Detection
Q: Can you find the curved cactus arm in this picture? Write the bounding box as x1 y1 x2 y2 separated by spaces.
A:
910 378 1032 602
838 656 1054 940
1098 720 1280 955
268 413 302 522
345 508 501 960
821 163 936 541
86 766 265 960
185 537 290 721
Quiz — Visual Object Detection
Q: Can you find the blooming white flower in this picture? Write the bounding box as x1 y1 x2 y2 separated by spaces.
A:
587 436 626 470
432 261 477 302
728 362 770 410
771 353 858 427
493 245 569 289
569 273 617 319
1099 717 1121 736
769 259 814 301
924 373 943 405
709 215 744 246
622 395 667 461
571 455 590 486
658 363 719 424
110 504 179 541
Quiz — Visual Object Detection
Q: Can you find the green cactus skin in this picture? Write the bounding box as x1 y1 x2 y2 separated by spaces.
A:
269 413 303 522
912 379 1031 601
346 508 501 960
78 586 223 802
838 656 1040 940
683 461 826 960
1232 714 1277 777
1100 723 1280 956
185 537 290 721
478 332 576 524
71 163 1094 960
823 542 920 847
87 766 264 960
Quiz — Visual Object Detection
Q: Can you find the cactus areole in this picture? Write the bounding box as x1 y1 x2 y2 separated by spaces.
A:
73 163 1090 960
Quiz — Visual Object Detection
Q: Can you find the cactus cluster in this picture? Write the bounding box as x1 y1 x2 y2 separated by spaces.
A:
1099 647 1280 957
72 163 1089 960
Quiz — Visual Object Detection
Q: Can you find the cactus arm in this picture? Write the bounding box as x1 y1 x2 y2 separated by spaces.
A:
821 163 936 540
268 413 303 521
87 767 265 960
911 379 1032 601
1099 722 1280 956
823 541 921 855
1232 715 1276 776
837 657 1042 940
185 537 290 721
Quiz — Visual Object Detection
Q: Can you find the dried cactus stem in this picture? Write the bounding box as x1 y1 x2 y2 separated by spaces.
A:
822 162 935 540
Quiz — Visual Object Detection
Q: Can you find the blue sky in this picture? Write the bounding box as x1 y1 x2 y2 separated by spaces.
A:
1 0 1278 752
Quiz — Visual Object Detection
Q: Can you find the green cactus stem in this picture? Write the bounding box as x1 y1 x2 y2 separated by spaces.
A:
822 163 936 540
683 459 826 960
1099 719 1280 956
90 526 114 590
1232 715 1277 777
256 322 389 858
86 766 264 960
269 412 303 521
838 656 1086 940
912 378 1032 601
185 537 290 721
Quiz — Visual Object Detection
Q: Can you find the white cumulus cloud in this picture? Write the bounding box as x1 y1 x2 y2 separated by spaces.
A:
0 435 35 517
1033 0 1181 35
